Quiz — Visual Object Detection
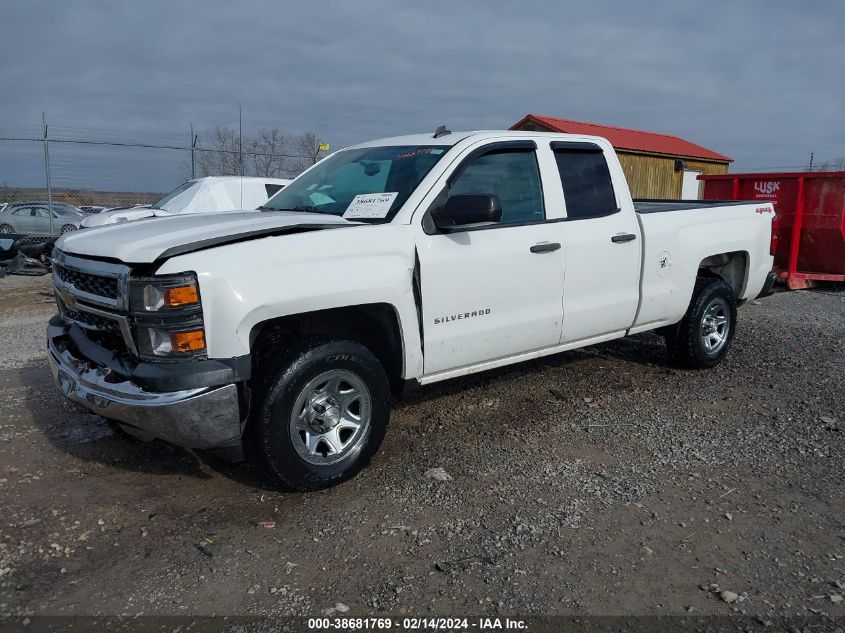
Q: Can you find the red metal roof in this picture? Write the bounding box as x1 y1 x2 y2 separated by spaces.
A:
511 114 732 163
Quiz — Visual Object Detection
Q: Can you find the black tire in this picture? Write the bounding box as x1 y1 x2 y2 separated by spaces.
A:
666 277 737 369
246 338 391 491
60 224 77 234
0 224 13 234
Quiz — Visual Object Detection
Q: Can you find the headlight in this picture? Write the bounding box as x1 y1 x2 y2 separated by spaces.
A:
137 325 207 359
129 272 206 360
129 273 200 312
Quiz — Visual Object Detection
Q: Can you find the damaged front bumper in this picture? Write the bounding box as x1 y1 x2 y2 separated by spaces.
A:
48 325 243 454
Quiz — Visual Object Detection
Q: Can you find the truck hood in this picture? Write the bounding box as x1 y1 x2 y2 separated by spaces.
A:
57 211 357 263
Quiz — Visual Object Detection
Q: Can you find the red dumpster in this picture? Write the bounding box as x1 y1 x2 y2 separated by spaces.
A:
699 171 845 289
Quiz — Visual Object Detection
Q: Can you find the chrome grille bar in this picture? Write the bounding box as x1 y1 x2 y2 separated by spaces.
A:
52 249 137 355
52 251 130 310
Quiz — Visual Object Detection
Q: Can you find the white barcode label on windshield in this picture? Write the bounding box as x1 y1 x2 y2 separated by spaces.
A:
343 192 398 219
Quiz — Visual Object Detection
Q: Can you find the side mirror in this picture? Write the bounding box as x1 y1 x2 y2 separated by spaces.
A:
431 194 502 230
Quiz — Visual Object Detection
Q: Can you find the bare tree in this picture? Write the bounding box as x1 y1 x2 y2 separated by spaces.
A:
193 127 240 177
806 156 845 172
183 128 327 180
248 128 289 177
817 158 845 172
291 132 327 173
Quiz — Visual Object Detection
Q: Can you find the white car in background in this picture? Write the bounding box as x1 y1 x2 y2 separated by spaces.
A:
80 176 291 228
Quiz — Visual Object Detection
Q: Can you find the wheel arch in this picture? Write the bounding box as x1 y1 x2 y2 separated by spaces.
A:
249 303 407 394
697 250 749 298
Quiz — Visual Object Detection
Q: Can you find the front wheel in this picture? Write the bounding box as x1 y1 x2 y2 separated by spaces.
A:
60 224 77 234
666 277 737 369
0 224 13 234
246 338 391 491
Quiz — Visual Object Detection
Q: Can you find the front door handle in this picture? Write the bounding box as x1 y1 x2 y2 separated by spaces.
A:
530 242 561 253
611 233 637 243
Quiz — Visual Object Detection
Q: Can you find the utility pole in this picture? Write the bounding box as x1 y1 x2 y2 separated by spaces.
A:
42 111 55 237
190 123 197 179
238 103 243 208
808 152 814 171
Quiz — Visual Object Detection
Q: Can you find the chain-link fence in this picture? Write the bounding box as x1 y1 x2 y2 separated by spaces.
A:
0 114 327 237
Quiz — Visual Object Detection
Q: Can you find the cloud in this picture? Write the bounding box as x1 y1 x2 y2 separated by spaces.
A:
1 0 843 190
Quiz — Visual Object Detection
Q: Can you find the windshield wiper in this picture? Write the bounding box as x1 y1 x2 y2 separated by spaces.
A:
261 205 323 214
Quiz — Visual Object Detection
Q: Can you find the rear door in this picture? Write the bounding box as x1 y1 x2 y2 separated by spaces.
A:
550 142 642 343
415 140 565 375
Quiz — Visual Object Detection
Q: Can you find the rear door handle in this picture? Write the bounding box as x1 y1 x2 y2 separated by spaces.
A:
611 233 637 243
530 242 561 253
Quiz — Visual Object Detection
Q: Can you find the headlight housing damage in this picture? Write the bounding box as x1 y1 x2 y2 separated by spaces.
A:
129 273 206 360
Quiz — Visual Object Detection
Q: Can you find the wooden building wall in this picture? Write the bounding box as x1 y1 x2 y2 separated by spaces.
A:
510 120 730 199
616 152 729 199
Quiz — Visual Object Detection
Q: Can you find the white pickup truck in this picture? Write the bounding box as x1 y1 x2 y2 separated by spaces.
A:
48 129 777 490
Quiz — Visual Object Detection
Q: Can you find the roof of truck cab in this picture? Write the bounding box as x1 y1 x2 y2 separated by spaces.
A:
349 130 612 149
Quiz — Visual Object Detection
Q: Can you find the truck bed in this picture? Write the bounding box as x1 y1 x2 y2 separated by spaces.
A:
634 199 753 214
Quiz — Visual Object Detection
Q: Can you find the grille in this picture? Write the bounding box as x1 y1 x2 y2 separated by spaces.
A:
62 307 123 336
55 264 119 299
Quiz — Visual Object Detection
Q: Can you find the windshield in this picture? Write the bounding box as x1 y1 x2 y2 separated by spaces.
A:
152 180 198 210
262 145 450 222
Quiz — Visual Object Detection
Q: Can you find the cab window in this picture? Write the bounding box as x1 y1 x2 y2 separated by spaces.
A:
553 148 618 219
448 149 544 225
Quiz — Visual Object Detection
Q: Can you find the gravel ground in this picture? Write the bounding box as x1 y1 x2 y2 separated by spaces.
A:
0 275 843 620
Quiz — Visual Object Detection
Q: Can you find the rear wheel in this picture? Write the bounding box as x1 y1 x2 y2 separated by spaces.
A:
246 338 391 491
666 277 737 369
0 224 13 234
60 224 77 234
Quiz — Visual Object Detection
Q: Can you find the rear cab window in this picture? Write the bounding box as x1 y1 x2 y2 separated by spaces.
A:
551 143 618 220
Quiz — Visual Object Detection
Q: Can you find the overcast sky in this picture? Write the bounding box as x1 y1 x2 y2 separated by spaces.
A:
1 0 843 192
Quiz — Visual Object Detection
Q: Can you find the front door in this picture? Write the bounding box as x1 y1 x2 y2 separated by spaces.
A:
416 144 564 376
10 207 34 233
31 206 52 235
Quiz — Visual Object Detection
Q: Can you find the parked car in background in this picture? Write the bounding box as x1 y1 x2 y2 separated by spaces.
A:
79 206 108 214
0 202 82 235
80 176 292 228
4 201 83 216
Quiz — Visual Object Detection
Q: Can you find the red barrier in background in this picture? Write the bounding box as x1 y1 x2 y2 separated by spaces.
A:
700 171 845 289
